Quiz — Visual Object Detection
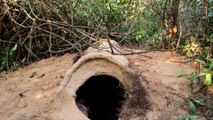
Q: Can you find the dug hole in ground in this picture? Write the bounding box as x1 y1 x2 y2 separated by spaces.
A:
0 40 200 120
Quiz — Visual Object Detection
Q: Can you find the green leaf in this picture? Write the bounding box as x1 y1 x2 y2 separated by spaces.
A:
188 100 196 115
208 12 213 17
193 99 205 106
188 115 197 120
195 59 206 65
176 115 197 120
190 73 206 83
0 55 7 71
209 0 213 3
176 71 185 77
208 105 213 110
176 71 190 79
19 2 27 8
205 72 212 87
208 63 213 70
9 44 18 56
136 29 146 41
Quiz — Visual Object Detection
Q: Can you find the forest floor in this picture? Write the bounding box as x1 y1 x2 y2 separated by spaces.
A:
0 50 211 120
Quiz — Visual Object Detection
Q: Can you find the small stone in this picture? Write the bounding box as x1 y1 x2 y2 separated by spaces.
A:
133 62 140 66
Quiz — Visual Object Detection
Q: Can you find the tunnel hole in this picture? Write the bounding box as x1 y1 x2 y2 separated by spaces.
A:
76 75 126 120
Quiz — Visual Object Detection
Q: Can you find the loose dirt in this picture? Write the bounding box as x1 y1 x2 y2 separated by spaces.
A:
0 51 201 120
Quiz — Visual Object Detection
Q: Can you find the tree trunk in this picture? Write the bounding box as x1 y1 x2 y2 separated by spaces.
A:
203 0 208 43
161 0 169 49
167 0 180 43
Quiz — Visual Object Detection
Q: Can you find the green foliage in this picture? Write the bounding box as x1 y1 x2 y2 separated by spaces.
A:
193 99 205 106
10 44 18 56
0 53 7 71
136 29 146 41
176 70 186 77
176 115 197 120
183 38 201 58
190 72 206 84
147 33 162 49
208 105 213 110
190 58 213 88
205 72 212 87
176 96 213 120
176 70 190 78
208 0 213 17
188 100 197 115
0 44 18 71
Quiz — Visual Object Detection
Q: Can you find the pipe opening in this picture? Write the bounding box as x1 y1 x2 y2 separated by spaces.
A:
76 75 126 120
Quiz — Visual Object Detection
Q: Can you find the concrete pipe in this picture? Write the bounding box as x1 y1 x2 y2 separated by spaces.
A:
56 40 146 120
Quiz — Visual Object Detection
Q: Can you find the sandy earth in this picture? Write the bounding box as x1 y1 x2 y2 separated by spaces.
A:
127 52 195 120
0 51 206 120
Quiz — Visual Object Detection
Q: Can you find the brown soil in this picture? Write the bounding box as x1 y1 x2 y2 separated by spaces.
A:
0 51 203 120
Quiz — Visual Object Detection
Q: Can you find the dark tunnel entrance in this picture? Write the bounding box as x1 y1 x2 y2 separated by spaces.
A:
76 75 126 120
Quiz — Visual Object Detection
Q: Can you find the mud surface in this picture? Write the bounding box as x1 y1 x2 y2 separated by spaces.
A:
0 51 197 120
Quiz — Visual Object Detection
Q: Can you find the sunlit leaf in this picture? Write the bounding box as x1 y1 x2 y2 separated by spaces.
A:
205 72 212 87
190 73 206 83
195 59 206 65
9 44 18 56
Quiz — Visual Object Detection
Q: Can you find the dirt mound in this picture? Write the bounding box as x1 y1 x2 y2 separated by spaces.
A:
0 54 75 120
0 48 196 120
127 52 195 120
